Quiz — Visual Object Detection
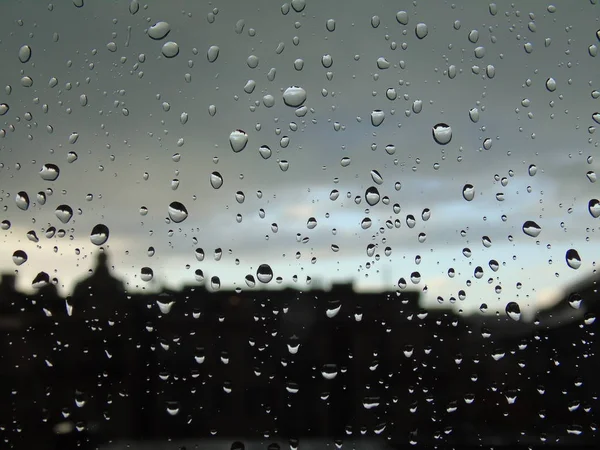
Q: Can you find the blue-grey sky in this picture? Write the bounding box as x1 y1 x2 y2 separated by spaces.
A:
1 0 599 317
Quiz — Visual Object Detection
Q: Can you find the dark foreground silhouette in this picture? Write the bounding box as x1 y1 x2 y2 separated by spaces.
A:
0 253 598 449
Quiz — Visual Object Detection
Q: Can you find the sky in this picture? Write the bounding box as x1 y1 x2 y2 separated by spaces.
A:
1 0 599 317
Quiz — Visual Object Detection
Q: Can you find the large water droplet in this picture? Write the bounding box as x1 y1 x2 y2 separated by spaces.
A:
396 11 409 25
371 110 385 126
588 199 600 218
291 0 306 12
207 45 220 62
257 264 273 283
565 249 581 270
505 302 521 321
415 23 428 39
90 224 109 245
545 77 557 92
161 42 179 58
68 132 79 144
32 271 50 288
18 45 32 63
462 184 475 201
40 163 60 181
0 103 8 115
55 205 73 223
12 250 28 266
283 86 306 107
370 170 383 185
258 145 272 159
210 172 223 189
522 221 541 237
168 201 188 223
365 187 380 206
148 21 170 40
229 130 248 152
432 123 452 145
140 267 154 281
129 0 139 15
15 191 30 210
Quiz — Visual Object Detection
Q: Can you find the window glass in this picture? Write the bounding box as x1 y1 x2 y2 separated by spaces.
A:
0 1 599 448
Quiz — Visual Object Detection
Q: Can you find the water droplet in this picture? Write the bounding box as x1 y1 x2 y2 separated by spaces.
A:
15 191 30 210
90 224 109 245
588 199 600 218
326 19 336 32
18 45 32 63
505 302 521 321
321 54 333 68
528 164 537 176
586 171 597 183
568 293 582 310
291 0 306 12
415 23 428 39
258 145 272 159
370 170 383 185
207 45 220 62
522 221 541 237
283 86 306 107
545 77 557 92
210 172 223 189
66 152 78 163
32 271 50 288
278 160 289 171
161 42 179 58
376 57 390 70
55 205 73 223
148 21 170 40
40 163 60 181
140 267 154 281
12 250 27 266
229 130 248 152
462 184 475 201
165 401 179 416
0 103 8 115
365 187 380 206
257 264 273 283
168 202 188 223
468 29 479 43
371 15 380 28
386 88 397 100
20 76 33 87
396 11 409 25
246 54 259 68
360 218 372 229
565 249 581 270
68 132 79 144
432 123 452 145
371 110 385 126
321 364 338 380
129 0 139 15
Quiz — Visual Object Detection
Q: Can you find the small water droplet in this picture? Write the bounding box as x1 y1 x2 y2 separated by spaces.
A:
462 184 475 201
68 132 79 144
229 130 248 152
326 19 336 32
370 170 383 185
18 45 32 63
0 103 8 115
210 172 223 189
528 164 537 176
432 123 452 145
376 57 390 70
148 21 170 40
168 201 188 223
258 145 272 159
565 249 581 270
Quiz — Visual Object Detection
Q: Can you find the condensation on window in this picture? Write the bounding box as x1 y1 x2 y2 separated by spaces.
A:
0 0 599 448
